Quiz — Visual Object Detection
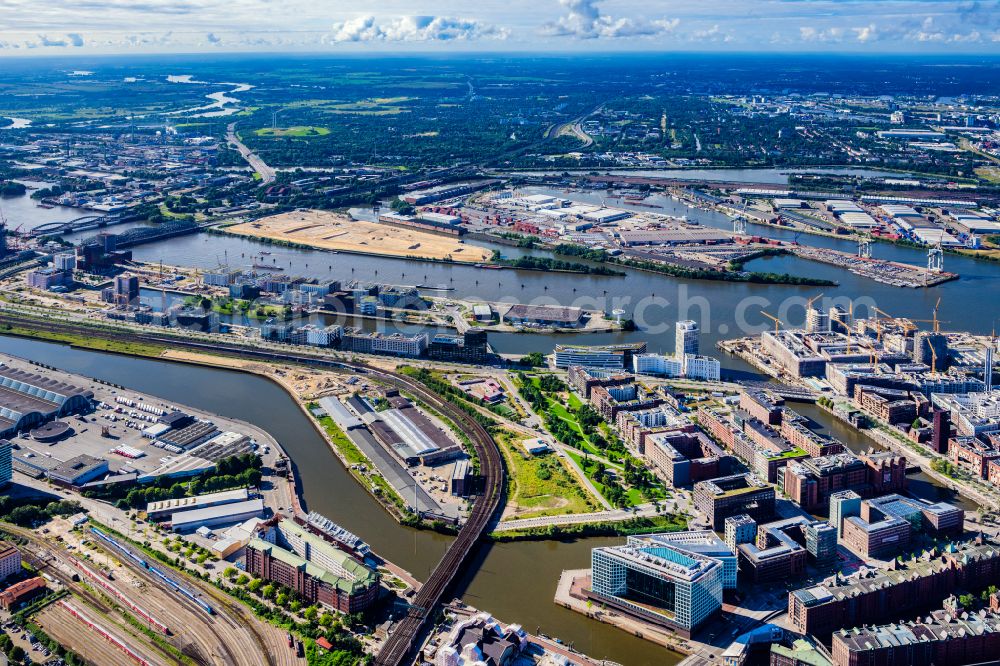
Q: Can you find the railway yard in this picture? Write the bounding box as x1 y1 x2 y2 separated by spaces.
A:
4 518 303 666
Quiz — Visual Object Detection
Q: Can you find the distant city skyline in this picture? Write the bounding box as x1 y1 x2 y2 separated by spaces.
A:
0 0 999 55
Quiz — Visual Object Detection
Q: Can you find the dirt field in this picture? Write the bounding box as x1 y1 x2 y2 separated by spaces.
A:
224 210 492 263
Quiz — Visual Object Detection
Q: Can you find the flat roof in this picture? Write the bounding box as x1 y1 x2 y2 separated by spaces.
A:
147 487 249 514
171 498 264 526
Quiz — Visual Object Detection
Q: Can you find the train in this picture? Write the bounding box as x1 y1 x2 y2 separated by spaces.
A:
68 558 169 635
90 527 214 616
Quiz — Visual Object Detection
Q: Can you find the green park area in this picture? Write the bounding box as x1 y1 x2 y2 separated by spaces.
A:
495 430 600 520
254 126 330 137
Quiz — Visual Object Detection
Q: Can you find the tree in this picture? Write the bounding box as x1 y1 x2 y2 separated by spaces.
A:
236 573 250 585
519 352 545 368
224 567 237 580
261 583 276 599
304 605 319 622
247 578 263 593
276 592 289 606
319 612 334 627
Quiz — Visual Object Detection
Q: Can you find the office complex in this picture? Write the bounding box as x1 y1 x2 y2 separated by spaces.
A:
724 514 757 553
693 473 775 530
589 533 725 637
829 490 862 539
246 518 379 613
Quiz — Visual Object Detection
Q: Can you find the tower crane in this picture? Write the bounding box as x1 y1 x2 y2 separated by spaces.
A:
760 310 783 336
831 308 853 354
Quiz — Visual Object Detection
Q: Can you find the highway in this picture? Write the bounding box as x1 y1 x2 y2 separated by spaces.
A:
227 122 276 185
0 311 507 666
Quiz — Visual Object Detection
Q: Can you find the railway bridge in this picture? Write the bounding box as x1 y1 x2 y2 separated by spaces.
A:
0 312 507 666
30 212 125 237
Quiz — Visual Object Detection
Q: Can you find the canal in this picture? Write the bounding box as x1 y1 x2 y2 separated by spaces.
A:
0 335 683 666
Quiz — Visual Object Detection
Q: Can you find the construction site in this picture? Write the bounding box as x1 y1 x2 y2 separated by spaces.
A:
222 210 493 264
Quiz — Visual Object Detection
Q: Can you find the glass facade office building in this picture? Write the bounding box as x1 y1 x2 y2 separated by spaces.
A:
591 536 724 636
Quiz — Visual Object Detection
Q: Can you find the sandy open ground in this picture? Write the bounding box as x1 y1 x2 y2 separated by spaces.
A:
224 209 492 263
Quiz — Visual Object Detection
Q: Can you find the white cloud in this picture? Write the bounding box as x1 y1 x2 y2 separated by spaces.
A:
67 32 85 47
799 26 845 43
691 24 733 43
326 15 508 43
853 23 878 42
542 0 679 39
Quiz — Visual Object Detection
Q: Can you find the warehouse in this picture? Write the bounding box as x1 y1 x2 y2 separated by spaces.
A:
146 487 250 521
47 454 109 487
318 396 363 431
581 208 631 223
503 303 584 328
170 498 265 532
380 408 440 458
912 228 962 247
0 365 93 438
837 212 878 229
616 228 731 246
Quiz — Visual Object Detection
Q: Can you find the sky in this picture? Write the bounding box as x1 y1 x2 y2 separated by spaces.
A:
0 0 999 55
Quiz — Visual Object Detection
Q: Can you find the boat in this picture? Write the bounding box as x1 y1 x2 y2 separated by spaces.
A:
475 264 504 270
306 511 371 556
258 251 271 255
37 203 54 209
253 263 283 271
416 284 455 291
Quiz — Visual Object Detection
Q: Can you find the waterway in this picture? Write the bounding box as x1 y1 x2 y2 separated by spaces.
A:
3 178 998 366
0 180 82 232
512 167 910 185
112 198 1000 371
0 334 682 666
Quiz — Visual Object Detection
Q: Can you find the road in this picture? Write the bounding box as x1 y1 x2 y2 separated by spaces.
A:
227 122 276 185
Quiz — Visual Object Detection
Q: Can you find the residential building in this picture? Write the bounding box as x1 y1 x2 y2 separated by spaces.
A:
675 320 700 357
0 577 45 610
724 514 757 553
553 343 647 369
0 541 21 582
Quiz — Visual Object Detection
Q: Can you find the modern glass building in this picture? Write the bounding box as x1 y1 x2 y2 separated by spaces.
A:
591 534 724 637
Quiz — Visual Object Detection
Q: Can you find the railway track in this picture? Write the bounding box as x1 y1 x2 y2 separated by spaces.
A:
0 312 507 666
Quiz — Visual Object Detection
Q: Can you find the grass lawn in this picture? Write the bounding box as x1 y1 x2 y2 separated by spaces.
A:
497 430 599 519
254 126 330 137
564 450 642 508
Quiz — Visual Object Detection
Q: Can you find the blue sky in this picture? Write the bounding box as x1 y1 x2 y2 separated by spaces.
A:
0 0 998 54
